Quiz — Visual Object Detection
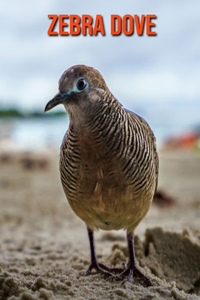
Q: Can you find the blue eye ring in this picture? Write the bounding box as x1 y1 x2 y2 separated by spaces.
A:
76 77 88 91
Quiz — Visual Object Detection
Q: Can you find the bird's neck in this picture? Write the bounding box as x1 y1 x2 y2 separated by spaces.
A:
68 99 126 152
70 98 122 129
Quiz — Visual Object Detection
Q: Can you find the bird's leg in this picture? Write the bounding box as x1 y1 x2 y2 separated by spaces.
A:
109 231 152 285
84 227 123 277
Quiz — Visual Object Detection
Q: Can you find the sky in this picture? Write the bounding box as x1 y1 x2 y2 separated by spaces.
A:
1 1 200 117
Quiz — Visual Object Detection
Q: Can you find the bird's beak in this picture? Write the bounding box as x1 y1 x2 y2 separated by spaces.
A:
44 92 69 112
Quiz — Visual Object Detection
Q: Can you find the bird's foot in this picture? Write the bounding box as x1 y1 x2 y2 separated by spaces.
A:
108 264 152 286
99 263 124 274
84 261 117 277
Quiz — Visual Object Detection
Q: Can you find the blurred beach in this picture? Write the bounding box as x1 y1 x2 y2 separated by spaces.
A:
0 100 200 151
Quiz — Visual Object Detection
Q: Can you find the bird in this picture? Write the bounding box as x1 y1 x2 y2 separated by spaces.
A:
45 65 159 283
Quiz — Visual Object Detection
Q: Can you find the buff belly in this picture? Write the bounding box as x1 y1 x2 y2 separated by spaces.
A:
66 180 153 232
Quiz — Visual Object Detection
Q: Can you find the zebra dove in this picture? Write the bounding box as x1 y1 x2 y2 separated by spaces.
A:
45 65 159 283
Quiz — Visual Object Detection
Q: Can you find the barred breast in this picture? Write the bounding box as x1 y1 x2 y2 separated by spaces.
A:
60 95 158 233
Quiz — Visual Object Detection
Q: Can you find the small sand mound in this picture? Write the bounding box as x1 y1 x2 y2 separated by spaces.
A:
140 227 200 294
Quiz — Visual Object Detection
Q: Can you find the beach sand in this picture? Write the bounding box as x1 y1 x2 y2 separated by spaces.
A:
0 148 200 300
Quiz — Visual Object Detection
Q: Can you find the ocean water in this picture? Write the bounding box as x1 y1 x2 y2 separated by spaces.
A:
0 102 199 151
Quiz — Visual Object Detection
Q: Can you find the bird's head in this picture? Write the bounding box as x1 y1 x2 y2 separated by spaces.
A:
44 65 110 118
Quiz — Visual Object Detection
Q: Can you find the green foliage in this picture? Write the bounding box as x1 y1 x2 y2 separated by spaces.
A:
0 108 24 118
0 107 65 118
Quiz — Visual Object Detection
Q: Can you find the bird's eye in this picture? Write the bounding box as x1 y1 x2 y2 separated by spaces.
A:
76 78 88 91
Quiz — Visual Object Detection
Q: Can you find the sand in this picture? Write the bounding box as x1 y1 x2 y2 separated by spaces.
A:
0 148 200 300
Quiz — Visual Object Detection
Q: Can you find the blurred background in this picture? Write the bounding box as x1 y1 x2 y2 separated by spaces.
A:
1 0 200 151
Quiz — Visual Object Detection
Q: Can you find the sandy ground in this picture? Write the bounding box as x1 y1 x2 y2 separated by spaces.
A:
0 148 200 300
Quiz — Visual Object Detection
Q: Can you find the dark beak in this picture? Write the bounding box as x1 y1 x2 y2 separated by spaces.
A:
44 92 69 112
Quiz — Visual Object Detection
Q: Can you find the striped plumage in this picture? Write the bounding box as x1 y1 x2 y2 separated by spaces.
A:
45 65 158 283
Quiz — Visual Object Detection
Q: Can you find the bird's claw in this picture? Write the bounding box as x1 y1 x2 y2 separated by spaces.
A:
107 265 152 286
84 260 125 277
84 262 114 277
134 266 152 286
